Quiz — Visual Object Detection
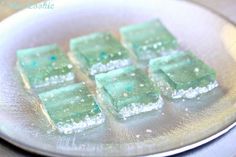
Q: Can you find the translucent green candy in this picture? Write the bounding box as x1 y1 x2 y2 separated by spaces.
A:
38 83 104 134
70 32 131 76
149 51 218 99
120 19 178 61
17 44 76 92
95 66 163 119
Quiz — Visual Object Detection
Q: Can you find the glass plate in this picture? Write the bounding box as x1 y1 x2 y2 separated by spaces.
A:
0 0 236 156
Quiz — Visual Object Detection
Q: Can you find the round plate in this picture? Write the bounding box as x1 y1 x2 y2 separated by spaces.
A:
0 0 236 156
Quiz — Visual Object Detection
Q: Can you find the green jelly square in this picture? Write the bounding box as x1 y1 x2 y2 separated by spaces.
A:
17 44 76 92
38 83 104 134
70 32 131 76
149 51 218 99
120 19 178 61
95 66 163 119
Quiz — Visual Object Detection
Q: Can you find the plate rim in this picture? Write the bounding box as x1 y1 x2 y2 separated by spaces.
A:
0 121 236 157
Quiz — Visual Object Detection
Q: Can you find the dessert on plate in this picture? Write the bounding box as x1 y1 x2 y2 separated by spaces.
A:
149 51 218 99
17 44 76 92
95 66 163 119
70 32 132 76
38 83 105 134
120 19 178 61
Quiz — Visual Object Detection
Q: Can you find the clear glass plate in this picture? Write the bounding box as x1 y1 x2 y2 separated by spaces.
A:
0 0 236 156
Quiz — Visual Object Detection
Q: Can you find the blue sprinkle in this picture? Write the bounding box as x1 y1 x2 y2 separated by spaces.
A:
50 55 57 61
125 84 133 92
99 51 108 60
31 61 38 67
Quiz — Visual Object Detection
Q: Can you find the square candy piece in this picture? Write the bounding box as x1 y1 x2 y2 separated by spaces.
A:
120 19 178 61
17 44 76 92
95 66 163 119
70 32 131 76
149 51 218 99
38 83 105 134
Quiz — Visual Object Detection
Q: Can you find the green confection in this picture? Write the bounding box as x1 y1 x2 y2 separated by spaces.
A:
120 19 178 61
17 44 76 92
38 83 104 134
70 32 131 76
149 51 218 99
95 66 163 119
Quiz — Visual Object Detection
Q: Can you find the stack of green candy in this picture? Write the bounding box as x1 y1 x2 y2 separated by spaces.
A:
38 83 104 134
95 66 163 119
149 51 218 99
120 19 178 61
70 32 132 76
17 44 104 134
17 44 76 92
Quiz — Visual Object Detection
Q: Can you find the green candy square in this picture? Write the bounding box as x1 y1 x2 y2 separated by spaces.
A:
70 32 131 76
38 83 104 134
120 19 178 61
149 51 218 99
95 66 163 119
17 44 76 92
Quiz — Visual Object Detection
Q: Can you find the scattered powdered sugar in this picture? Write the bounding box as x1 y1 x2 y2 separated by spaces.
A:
136 134 140 138
67 64 73 69
90 59 131 75
119 96 163 119
130 73 136 76
171 81 218 99
146 129 152 133
123 92 128 97
56 113 105 134
35 72 75 88
139 84 145 87
194 68 199 73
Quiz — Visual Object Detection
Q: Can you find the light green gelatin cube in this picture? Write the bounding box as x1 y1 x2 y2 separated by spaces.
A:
38 83 104 134
149 51 218 99
95 66 163 119
70 32 131 76
17 44 76 92
120 19 178 61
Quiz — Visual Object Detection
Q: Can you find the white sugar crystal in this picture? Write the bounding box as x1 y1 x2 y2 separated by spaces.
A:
153 44 158 49
90 59 131 75
67 64 73 69
35 72 75 88
80 99 85 102
146 129 152 133
172 81 218 99
139 84 144 87
118 51 122 56
142 46 147 51
119 96 163 119
194 68 199 73
56 113 105 134
123 92 128 97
